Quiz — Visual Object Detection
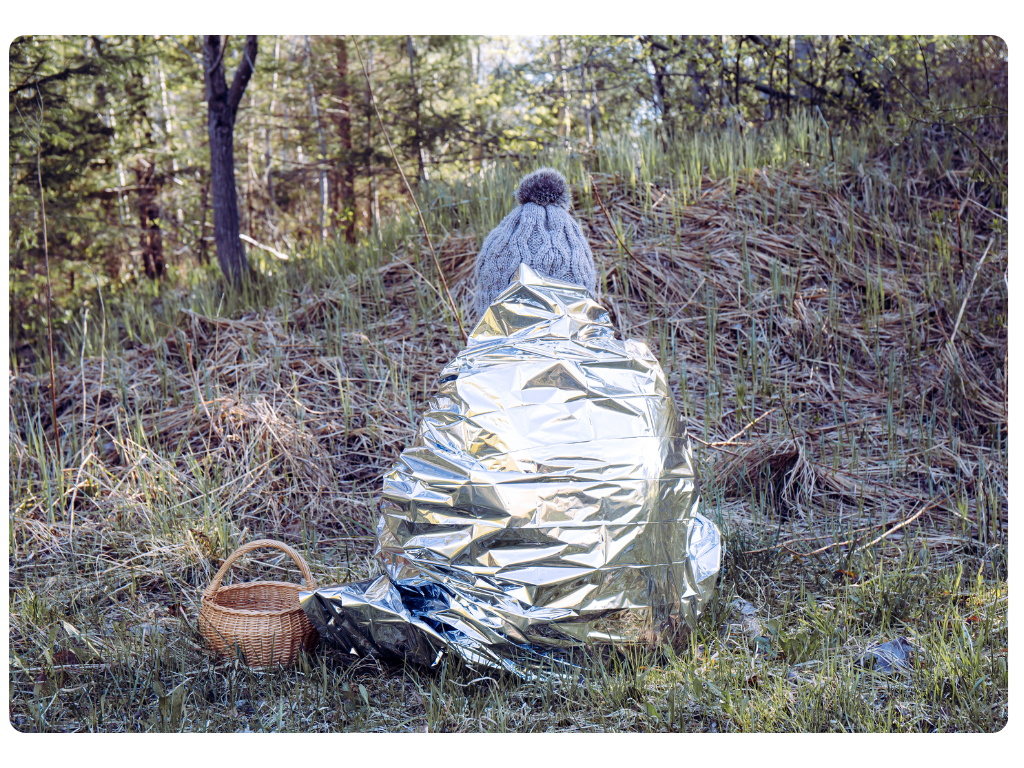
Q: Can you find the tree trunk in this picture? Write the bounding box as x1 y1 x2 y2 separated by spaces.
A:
336 35 355 244
469 40 484 170
264 36 280 209
735 36 743 110
555 37 571 142
646 37 670 133
365 40 379 230
786 35 792 119
203 34 257 287
246 90 255 239
797 36 811 106
134 161 164 279
198 176 210 265
304 36 329 242
581 57 593 145
684 36 709 113
407 36 425 184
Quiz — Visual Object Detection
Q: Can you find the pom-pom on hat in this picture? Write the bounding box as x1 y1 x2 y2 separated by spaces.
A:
473 167 596 317
515 167 573 209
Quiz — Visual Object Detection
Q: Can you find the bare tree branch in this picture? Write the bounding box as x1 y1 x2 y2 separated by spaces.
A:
227 35 258 116
9 61 100 96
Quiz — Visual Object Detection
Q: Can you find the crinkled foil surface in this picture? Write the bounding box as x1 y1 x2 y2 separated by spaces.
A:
301 264 721 677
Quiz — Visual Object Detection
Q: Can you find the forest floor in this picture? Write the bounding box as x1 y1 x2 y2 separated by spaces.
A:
9 141 1008 732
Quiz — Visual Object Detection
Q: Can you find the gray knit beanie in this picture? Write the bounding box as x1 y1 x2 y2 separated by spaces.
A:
473 168 597 317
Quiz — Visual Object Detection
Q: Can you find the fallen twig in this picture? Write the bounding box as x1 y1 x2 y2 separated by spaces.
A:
855 499 944 552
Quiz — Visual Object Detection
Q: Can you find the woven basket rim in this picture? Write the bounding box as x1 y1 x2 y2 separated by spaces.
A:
202 580 307 618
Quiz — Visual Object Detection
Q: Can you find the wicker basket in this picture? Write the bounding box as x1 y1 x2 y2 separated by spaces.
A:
198 539 318 667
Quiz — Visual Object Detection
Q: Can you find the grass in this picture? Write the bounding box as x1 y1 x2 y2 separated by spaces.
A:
8 109 1007 732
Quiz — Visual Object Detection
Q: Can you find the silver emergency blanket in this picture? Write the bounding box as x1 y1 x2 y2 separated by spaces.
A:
300 264 722 676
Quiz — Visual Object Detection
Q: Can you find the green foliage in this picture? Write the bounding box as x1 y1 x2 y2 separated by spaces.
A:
8 35 1007 371
9 35 174 350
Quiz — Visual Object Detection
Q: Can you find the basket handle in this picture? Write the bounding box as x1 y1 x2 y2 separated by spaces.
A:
202 539 316 600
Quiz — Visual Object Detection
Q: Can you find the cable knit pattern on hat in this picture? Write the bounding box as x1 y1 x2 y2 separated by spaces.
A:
473 168 597 318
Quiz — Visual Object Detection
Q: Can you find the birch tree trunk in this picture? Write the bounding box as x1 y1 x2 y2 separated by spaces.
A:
554 37 571 142
304 36 329 241
203 34 257 287
264 37 280 223
581 56 593 145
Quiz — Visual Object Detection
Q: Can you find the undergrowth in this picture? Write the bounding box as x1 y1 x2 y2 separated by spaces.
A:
8 109 1008 732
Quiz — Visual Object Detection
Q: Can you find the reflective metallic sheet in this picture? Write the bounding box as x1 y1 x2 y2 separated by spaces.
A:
301 264 722 677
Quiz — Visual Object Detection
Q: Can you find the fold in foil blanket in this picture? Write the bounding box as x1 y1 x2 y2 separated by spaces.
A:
301 264 722 678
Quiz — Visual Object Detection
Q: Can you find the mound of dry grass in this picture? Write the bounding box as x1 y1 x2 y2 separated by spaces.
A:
585 164 1006 557
8 154 1007 732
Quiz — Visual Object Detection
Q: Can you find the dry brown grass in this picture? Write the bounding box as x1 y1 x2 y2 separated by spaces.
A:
8 150 1007 732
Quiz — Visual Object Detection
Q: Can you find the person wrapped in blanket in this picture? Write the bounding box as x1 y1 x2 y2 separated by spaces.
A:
300 169 722 678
